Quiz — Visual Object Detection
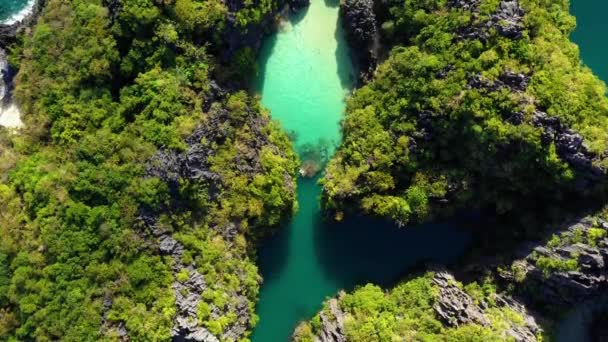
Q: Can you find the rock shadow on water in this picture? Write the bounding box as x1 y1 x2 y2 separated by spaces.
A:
324 0 340 9
256 176 320 280
289 3 310 26
335 12 357 90
312 213 472 290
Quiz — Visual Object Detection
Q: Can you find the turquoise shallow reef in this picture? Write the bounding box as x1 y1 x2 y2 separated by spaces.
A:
251 1 471 341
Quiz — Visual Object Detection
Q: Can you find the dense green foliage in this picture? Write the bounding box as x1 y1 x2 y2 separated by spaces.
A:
293 273 534 341
0 0 296 340
323 0 608 226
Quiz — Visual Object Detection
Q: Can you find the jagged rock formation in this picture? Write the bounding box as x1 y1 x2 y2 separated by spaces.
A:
314 298 347 342
432 271 490 327
432 270 541 342
0 0 44 129
293 269 542 342
450 0 524 41
502 215 608 308
340 0 378 81
468 70 606 193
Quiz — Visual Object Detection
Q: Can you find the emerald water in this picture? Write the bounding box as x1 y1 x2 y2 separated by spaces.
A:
251 1 471 341
571 1 608 82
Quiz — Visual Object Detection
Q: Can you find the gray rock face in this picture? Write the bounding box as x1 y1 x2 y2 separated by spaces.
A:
502 217 608 308
432 271 491 327
492 0 525 39
340 0 378 81
452 0 524 42
467 70 606 192
531 110 605 192
134 85 282 341
307 270 541 342
314 298 346 342
432 269 541 342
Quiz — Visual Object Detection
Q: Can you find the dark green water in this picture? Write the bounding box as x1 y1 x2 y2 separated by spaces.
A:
571 1 608 82
0 0 33 24
251 1 471 341
556 2 608 342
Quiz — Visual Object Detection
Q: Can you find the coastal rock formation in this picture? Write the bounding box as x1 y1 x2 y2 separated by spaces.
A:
0 0 44 129
315 298 347 342
502 216 608 308
323 0 608 227
432 270 541 342
451 0 524 41
432 270 490 327
0 0 45 47
294 269 542 342
340 0 378 81
468 70 606 193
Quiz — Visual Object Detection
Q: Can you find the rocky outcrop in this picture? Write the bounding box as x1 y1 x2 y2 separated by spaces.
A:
467 70 606 193
303 269 542 342
432 270 541 342
451 0 524 42
135 208 252 341
314 298 346 342
502 217 608 308
432 270 490 327
340 0 379 82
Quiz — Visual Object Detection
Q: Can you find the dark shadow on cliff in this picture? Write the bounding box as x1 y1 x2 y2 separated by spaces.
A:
457 199 606 276
312 212 472 290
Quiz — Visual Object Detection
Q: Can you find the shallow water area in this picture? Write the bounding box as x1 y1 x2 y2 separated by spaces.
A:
251 0 471 341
